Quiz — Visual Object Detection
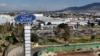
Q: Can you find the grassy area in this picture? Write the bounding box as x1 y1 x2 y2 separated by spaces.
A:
69 35 100 43
68 38 89 43
37 35 100 45
38 38 63 45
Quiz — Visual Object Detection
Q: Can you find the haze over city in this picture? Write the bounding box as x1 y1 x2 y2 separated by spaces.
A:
0 0 100 11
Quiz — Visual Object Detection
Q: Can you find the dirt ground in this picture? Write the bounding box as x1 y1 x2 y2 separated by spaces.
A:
0 53 2 56
55 50 95 56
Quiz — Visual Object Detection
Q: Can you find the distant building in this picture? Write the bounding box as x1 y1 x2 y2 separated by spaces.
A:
33 14 44 17
36 17 70 25
0 14 15 25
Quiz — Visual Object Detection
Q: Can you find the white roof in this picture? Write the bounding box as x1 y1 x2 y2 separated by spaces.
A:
33 14 43 17
0 15 15 24
36 16 70 24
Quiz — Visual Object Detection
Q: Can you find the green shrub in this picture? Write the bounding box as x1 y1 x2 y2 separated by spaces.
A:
0 46 2 53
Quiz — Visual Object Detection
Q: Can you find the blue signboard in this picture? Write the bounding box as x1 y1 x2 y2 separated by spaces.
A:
15 14 36 23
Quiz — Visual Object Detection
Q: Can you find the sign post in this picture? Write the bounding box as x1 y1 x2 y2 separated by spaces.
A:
15 14 36 56
24 25 31 56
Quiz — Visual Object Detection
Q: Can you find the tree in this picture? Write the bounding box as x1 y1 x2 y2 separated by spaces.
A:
87 20 90 27
31 33 39 43
47 22 52 25
10 33 19 44
90 23 95 27
0 25 8 34
9 13 16 16
5 35 18 44
0 46 2 52
10 24 24 43
54 23 70 43
90 35 95 40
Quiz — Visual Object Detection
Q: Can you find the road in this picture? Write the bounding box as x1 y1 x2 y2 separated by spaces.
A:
7 46 52 56
32 46 53 56
7 46 24 56
32 47 44 56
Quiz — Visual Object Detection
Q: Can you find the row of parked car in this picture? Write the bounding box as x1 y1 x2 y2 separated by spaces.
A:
71 30 100 36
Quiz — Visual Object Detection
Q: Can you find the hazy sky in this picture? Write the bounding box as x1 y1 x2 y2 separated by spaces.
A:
0 0 100 11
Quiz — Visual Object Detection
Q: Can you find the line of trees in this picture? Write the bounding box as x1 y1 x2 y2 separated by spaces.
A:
54 23 70 44
0 23 24 44
0 23 71 45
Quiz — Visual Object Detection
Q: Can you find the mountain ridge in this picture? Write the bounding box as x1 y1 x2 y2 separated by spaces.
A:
58 2 100 13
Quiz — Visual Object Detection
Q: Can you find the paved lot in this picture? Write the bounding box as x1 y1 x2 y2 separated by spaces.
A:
7 46 23 56
0 53 2 56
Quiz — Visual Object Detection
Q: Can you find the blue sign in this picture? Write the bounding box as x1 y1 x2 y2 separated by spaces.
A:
15 14 36 23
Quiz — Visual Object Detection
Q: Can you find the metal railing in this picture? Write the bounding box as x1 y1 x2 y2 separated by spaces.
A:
38 43 100 56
